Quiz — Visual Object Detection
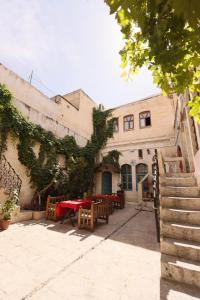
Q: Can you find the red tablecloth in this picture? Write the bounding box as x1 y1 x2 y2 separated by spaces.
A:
56 199 91 218
94 194 120 202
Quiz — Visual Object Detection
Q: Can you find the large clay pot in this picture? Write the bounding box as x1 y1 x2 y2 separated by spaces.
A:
0 219 11 230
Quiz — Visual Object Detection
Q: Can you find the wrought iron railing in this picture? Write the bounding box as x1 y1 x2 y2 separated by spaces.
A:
0 154 22 197
152 149 160 243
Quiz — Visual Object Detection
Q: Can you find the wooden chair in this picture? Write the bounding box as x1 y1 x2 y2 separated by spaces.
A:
46 195 68 220
113 192 125 209
93 197 113 215
78 200 109 231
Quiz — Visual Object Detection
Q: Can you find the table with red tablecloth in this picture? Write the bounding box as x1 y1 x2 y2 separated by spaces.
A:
93 194 120 202
93 193 124 209
56 199 92 223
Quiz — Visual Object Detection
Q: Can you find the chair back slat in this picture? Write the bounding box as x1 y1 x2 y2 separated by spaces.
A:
46 195 68 220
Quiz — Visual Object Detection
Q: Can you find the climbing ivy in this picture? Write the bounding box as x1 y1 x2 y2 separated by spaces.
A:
0 84 114 203
102 150 122 171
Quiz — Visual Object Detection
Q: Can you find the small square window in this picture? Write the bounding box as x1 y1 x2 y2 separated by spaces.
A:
138 149 143 159
139 111 151 128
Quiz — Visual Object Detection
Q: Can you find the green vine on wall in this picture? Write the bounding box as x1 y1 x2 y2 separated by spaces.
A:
0 84 115 205
102 150 122 171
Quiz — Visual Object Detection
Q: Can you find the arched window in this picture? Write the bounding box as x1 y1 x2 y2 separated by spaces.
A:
121 164 132 190
136 163 148 191
139 111 151 128
136 164 148 174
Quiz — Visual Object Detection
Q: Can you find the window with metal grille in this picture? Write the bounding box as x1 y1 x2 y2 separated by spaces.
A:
123 115 134 131
121 164 132 190
139 111 151 128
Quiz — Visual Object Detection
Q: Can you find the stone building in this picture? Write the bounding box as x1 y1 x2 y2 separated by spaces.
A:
173 92 200 185
0 64 97 207
1 63 198 208
95 94 177 202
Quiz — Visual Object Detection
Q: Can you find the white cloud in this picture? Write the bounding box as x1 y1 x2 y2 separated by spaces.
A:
0 0 160 105
0 0 80 70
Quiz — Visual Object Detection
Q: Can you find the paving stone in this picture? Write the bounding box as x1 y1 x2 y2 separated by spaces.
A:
0 203 199 300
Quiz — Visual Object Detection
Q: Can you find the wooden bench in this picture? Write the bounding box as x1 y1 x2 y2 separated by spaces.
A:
78 200 109 231
46 195 68 220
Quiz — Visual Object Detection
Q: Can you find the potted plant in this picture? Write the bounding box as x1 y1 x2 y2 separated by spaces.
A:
0 190 19 230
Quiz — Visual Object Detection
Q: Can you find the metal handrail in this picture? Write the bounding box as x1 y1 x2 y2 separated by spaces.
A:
0 154 22 197
152 149 160 243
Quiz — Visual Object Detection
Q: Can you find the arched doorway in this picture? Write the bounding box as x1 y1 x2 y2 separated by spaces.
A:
136 163 148 191
102 171 112 194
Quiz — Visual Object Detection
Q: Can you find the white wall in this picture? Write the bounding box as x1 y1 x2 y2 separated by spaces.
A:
0 64 97 146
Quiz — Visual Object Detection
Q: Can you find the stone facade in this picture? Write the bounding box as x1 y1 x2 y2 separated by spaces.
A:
95 94 177 202
174 92 200 186
0 64 96 207
0 63 187 206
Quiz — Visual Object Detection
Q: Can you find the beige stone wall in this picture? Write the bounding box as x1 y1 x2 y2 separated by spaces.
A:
97 94 177 202
3 136 37 208
0 64 97 207
0 64 96 146
0 64 180 206
174 93 200 187
107 94 176 148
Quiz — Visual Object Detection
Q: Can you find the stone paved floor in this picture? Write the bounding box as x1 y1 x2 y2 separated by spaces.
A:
0 203 199 300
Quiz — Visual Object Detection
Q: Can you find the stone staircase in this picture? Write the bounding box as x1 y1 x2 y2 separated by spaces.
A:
160 172 200 288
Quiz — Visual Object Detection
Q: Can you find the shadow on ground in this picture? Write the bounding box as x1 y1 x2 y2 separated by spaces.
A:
160 278 200 299
16 204 159 252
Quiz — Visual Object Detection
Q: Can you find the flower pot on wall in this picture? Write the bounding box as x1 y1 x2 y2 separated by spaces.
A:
0 219 11 230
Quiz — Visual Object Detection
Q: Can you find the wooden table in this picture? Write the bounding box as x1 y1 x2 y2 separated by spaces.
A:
56 199 92 226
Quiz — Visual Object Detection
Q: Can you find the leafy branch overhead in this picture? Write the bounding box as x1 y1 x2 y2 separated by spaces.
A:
0 84 114 201
105 0 200 123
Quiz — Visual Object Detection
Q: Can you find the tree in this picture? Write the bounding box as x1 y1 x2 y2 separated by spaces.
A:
104 0 200 123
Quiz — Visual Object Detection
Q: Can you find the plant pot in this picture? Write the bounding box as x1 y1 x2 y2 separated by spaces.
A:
0 219 11 230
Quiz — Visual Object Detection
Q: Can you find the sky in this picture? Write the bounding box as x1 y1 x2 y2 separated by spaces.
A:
0 0 160 108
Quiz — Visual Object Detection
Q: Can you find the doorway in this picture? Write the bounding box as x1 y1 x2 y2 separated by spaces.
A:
102 171 112 194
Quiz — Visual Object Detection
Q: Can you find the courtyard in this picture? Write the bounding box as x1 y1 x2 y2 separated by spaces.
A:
0 203 199 300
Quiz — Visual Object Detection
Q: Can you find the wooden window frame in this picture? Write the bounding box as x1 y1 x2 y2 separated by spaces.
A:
121 164 132 191
113 118 119 133
138 149 143 159
123 114 134 131
139 111 151 128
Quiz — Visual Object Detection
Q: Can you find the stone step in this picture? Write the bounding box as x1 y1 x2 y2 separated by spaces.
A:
161 222 200 243
161 254 200 288
161 238 200 262
11 210 33 223
165 173 194 178
160 176 196 187
160 186 200 198
161 208 200 225
161 196 200 210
